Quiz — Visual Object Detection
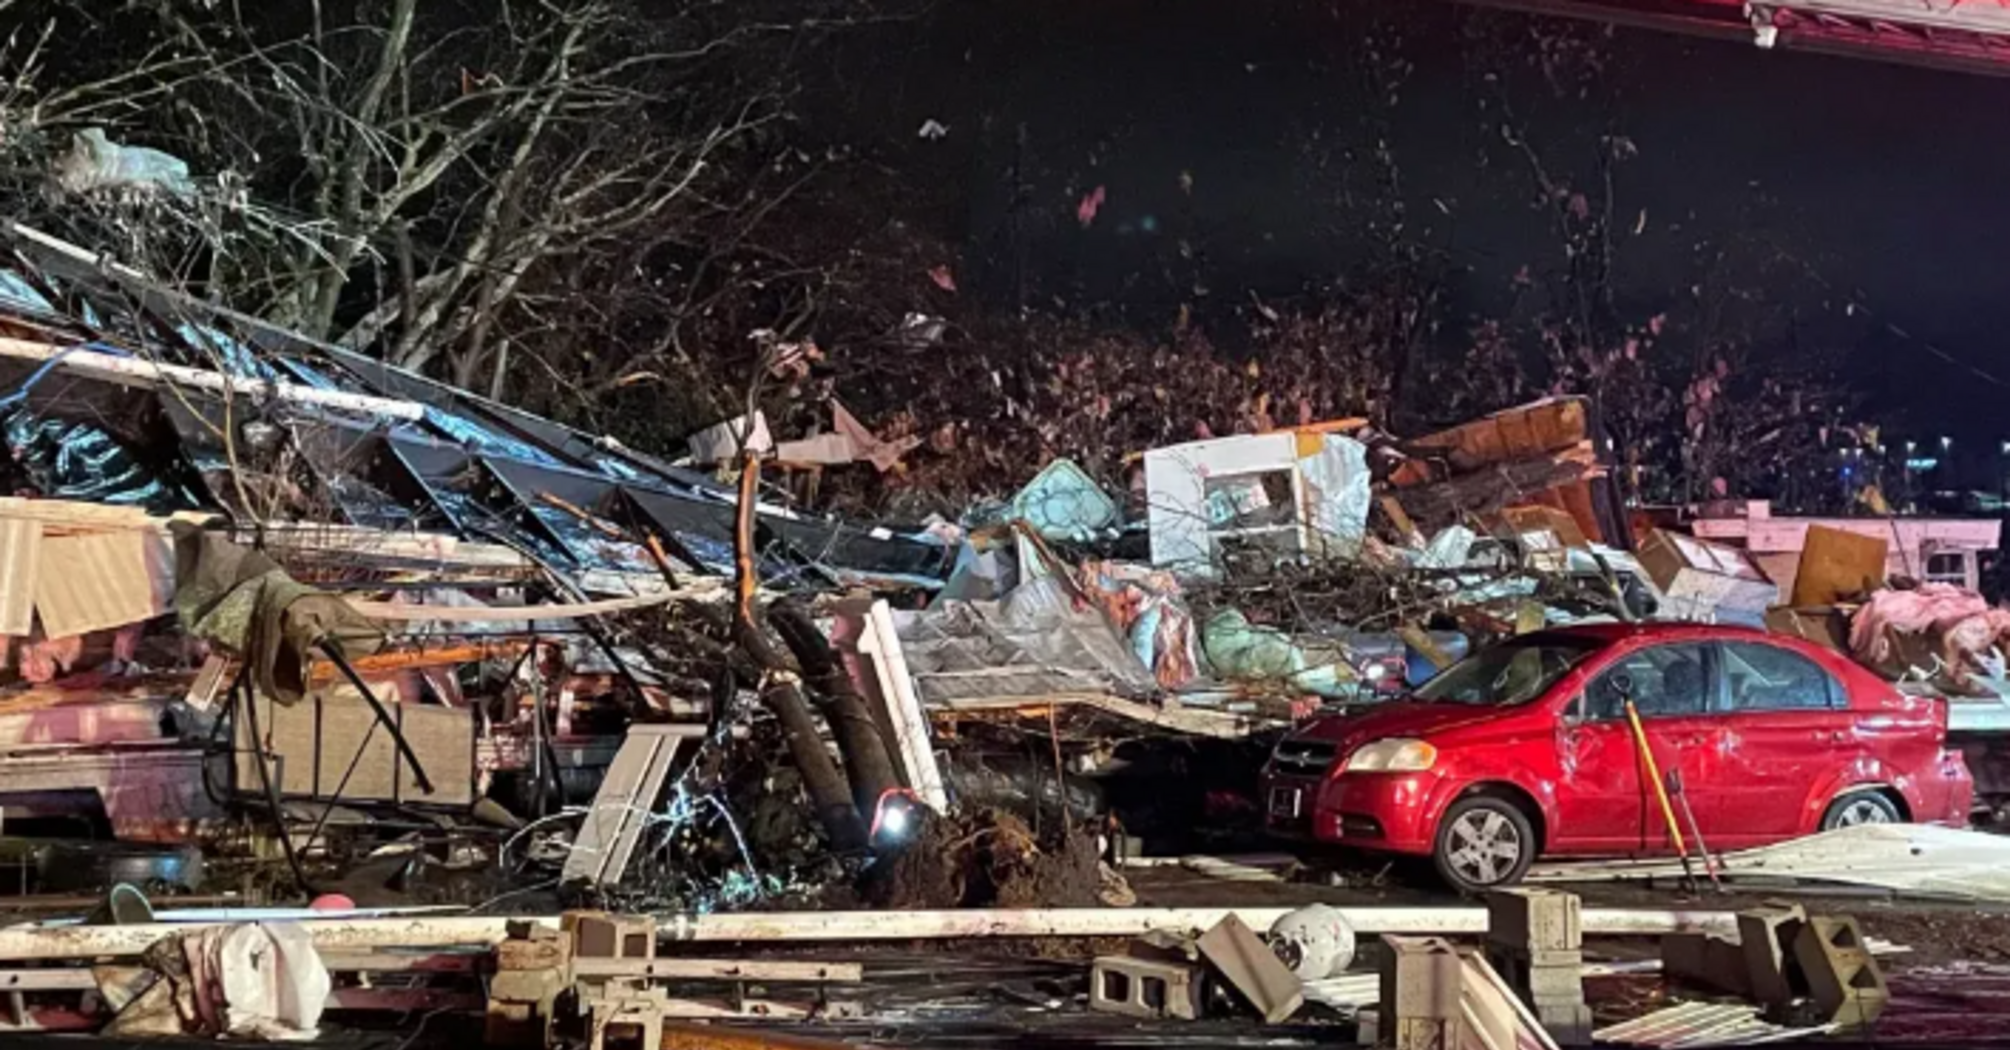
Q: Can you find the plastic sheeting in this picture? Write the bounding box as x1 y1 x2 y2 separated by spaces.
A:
1301 434 1372 559
53 128 193 196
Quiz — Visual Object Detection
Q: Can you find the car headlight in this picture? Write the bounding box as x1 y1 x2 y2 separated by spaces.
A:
1344 739 1439 773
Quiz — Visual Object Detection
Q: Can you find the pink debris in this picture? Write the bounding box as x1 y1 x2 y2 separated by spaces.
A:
928 264 957 292
1077 185 1107 227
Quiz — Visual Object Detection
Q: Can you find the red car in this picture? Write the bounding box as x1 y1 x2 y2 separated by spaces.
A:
1262 623 1973 892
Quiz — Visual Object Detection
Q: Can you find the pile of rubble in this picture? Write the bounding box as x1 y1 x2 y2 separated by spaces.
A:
0 218 2002 1045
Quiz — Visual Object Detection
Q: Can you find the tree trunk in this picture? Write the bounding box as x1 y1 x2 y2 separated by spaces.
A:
770 601 901 816
731 453 864 850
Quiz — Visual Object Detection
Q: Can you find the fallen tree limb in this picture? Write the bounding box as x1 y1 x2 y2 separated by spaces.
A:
0 907 1738 960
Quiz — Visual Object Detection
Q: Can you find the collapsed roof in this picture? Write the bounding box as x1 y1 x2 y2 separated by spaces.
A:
0 224 953 593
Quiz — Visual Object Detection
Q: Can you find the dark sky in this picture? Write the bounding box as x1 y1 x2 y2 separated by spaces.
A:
817 0 2010 446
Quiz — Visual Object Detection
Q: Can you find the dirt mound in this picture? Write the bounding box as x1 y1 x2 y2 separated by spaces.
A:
862 808 1107 910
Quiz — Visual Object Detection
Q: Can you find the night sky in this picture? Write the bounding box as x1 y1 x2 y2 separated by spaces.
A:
816 0 2010 453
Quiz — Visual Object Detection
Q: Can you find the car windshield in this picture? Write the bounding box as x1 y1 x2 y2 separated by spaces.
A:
1412 639 1602 706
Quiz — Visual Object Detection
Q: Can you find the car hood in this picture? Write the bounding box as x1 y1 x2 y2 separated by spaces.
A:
1288 700 1520 749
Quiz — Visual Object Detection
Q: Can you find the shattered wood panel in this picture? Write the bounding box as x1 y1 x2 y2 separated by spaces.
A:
0 518 40 635
1407 398 1590 472
33 530 173 637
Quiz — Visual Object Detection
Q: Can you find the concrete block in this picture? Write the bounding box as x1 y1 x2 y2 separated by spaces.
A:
1737 901 1808 1006
1521 964 1585 1000
1792 916 1888 1029
1090 953 1207 1021
1486 889 1582 954
573 914 656 961
1661 933 1749 995
1484 944 1583 1002
1381 936 1464 1049
586 994 666 1050
1198 913 1305 1024
1532 1000 1595 1046
1381 937 1462 1018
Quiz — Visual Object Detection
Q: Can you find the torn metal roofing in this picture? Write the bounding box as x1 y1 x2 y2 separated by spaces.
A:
0 224 953 591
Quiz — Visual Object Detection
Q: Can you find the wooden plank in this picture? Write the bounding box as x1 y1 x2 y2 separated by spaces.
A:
1791 524 1890 607
859 599 948 810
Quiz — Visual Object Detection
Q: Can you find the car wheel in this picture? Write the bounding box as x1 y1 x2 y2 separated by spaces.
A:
1433 795 1536 894
1820 789 1901 831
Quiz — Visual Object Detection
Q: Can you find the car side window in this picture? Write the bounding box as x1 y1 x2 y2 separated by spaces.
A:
1718 642 1840 712
1584 643 1712 722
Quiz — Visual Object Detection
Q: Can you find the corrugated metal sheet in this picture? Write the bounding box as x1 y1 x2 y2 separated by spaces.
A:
0 518 41 635
33 530 174 637
1595 1001 1832 1048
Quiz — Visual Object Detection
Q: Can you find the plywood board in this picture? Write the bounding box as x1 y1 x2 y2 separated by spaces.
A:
1790 524 1890 607
0 519 41 636
34 531 173 637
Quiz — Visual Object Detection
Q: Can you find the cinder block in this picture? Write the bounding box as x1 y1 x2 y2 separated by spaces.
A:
1661 933 1748 995
1486 889 1582 954
489 968 567 1003
1531 1000 1595 1046
1792 916 1889 1029
586 994 666 1050
1380 937 1464 1023
1737 901 1808 1006
1521 964 1585 1000
573 913 656 960
1090 952 1208 1020
1487 945 1575 1001
1197 914 1305 1024
495 934 569 973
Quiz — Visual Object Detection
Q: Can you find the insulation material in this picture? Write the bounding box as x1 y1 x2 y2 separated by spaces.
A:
0 518 40 635
34 529 174 637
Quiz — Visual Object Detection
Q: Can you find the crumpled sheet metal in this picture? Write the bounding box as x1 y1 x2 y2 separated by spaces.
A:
169 524 384 704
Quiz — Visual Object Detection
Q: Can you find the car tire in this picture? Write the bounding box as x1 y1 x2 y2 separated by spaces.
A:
1820 789 1901 831
1432 795 1537 894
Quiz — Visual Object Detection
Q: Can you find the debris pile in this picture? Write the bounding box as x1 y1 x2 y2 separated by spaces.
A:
0 219 1996 1045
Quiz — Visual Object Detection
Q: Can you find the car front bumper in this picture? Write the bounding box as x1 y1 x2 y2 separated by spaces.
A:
1261 770 1442 855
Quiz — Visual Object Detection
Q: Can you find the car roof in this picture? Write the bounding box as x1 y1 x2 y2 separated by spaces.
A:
1521 621 1782 646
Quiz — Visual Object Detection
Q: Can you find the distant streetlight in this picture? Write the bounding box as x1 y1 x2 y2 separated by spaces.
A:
1942 436 1954 452
1906 440 1918 454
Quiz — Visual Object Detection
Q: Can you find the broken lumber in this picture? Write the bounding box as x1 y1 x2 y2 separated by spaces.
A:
0 907 1739 960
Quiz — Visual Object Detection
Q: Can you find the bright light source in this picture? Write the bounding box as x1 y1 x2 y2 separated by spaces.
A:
881 805 909 838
